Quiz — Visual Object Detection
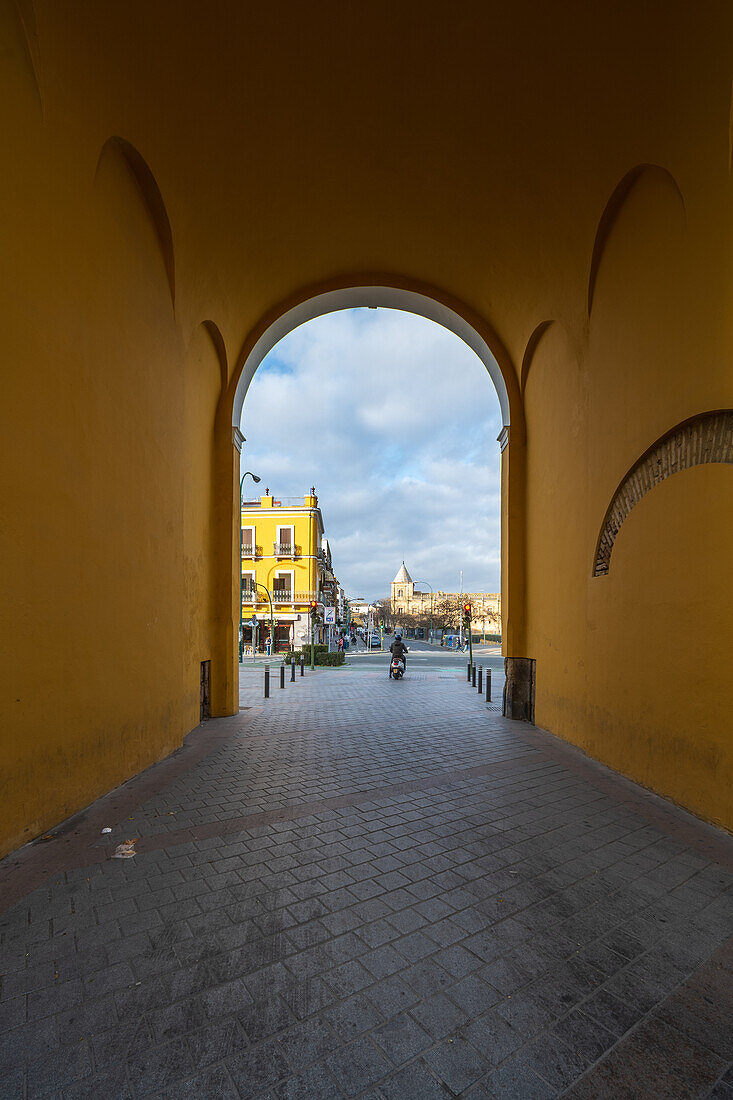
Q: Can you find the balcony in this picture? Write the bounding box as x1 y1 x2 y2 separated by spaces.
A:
272 590 292 604
241 544 261 559
274 543 300 559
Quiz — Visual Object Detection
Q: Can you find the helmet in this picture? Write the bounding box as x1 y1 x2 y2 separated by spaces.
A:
395 633 402 640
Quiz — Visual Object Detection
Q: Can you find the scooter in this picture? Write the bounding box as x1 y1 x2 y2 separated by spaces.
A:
389 655 405 679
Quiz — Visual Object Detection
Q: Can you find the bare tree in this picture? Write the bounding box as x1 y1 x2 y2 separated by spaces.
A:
432 595 462 633
374 597 393 628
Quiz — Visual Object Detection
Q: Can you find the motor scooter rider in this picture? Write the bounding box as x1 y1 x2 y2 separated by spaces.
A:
389 633 408 671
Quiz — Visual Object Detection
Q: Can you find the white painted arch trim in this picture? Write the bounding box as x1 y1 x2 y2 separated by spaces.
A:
232 287 510 430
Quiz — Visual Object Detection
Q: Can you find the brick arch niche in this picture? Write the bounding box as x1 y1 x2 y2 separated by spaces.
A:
593 410 733 577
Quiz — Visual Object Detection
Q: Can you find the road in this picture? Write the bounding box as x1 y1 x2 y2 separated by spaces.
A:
346 636 504 676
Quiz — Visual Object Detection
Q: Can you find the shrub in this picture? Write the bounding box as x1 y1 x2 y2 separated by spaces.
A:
286 647 344 666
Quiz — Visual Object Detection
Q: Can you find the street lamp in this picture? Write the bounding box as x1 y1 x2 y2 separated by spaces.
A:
239 470 261 662
415 580 434 644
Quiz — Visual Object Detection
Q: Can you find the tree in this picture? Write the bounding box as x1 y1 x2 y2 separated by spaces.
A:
374 597 393 628
432 595 462 633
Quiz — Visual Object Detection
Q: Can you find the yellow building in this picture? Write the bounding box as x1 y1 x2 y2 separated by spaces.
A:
391 564 501 637
240 490 340 652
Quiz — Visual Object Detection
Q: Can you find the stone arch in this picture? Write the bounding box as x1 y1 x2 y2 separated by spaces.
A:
96 136 176 307
520 320 554 393
201 320 229 391
587 164 685 318
7 0 43 113
229 280 515 432
593 409 733 577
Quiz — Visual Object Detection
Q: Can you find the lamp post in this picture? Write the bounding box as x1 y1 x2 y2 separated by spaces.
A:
239 471 261 662
255 581 275 659
415 580 434 644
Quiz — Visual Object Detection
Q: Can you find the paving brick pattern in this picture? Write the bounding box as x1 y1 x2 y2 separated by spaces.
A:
1 667 732 1098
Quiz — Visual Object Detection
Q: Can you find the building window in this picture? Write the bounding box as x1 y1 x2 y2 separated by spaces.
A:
241 526 255 556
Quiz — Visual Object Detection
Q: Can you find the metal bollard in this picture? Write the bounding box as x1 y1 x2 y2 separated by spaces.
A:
280 664 285 689
486 667 491 702
477 666 482 693
472 664 476 687
264 664 269 698
467 662 471 682
300 655 305 676
290 659 296 682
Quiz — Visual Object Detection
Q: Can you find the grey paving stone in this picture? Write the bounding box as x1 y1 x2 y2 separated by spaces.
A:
186 1015 248 1065
60 1063 131 1099
410 992 469 1039
276 1061 343 1099
160 1062 239 1099
326 1035 392 1096
462 1009 524 1066
278 1016 341 1073
378 1060 453 1100
126 1035 193 1094
423 1035 489 1093
373 1010 433 1064
227 1036 293 1097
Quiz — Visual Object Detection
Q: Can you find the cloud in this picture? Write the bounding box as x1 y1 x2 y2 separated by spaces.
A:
240 308 502 598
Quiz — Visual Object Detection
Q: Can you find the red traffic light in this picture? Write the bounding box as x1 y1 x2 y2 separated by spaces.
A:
463 601 472 615
309 600 318 611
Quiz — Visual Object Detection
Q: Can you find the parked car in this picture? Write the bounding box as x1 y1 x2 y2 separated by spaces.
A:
369 632 382 647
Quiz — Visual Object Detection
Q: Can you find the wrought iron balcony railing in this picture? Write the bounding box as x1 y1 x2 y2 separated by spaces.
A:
274 543 300 558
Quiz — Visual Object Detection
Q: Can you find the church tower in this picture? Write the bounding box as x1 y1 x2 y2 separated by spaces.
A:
391 562 414 613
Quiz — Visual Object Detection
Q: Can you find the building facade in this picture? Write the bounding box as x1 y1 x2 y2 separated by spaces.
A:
390 563 501 638
240 490 342 652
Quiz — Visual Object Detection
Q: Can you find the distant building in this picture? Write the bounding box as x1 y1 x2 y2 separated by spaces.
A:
239 490 342 652
390 562 501 637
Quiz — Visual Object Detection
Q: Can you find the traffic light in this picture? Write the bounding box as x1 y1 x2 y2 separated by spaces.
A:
463 600 472 619
309 600 318 614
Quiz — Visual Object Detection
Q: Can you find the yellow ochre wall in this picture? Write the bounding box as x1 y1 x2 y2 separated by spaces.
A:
0 1 732 856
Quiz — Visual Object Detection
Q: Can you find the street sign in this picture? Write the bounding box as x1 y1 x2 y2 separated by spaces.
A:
324 606 336 624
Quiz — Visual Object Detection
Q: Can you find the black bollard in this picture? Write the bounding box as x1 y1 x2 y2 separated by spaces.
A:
290 659 296 682
300 655 305 677
472 664 476 687
477 666 482 693
264 665 269 698
467 662 471 682
486 667 491 702
280 664 285 689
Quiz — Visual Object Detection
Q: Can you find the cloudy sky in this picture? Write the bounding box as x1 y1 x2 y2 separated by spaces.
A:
240 309 502 600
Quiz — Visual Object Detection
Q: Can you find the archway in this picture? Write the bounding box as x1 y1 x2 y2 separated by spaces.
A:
231 286 512 429
210 281 529 722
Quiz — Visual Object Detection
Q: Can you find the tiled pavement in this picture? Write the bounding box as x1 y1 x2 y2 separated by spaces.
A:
1 666 732 1099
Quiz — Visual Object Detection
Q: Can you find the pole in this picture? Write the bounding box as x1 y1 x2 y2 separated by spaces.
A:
280 664 285 689
264 665 269 698
486 667 491 702
477 666 482 694
459 570 463 649
290 659 295 682
238 469 259 663
310 611 315 670
300 654 305 676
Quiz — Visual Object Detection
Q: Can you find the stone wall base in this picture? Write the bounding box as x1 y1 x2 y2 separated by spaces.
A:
502 657 536 722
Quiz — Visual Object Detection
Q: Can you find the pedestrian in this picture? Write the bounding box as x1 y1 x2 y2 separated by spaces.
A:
338 635 344 653
266 634 272 657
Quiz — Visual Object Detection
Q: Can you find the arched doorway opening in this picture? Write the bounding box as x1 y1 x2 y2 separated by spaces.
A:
211 280 529 722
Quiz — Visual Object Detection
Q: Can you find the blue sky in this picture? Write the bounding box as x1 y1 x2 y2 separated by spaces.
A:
240 309 502 600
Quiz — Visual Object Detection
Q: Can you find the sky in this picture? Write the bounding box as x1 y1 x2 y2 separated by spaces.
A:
239 308 502 601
